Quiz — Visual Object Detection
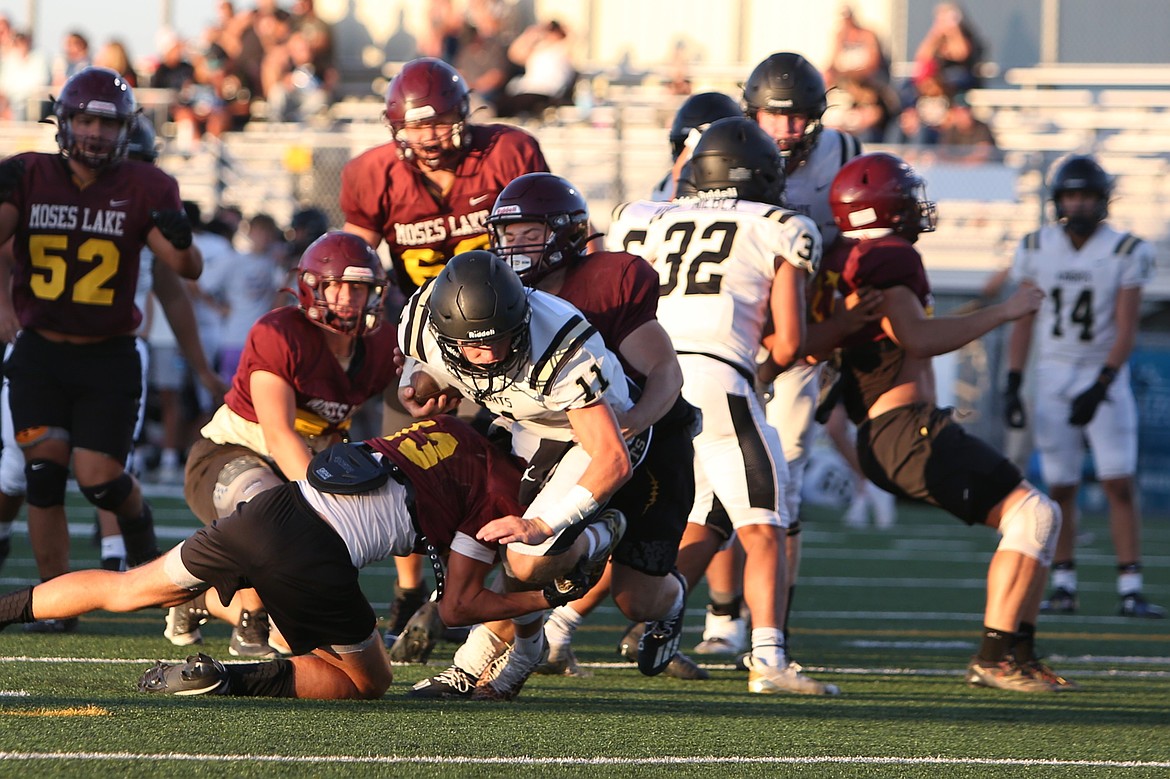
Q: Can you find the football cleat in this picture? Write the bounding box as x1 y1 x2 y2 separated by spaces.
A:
1119 593 1166 619
389 600 444 664
695 610 746 656
636 570 687 676
137 653 229 695
535 642 593 678
472 637 546 701
617 621 642 662
1039 587 1078 614
407 665 477 699
382 585 429 646
164 593 210 647
663 652 710 681
745 655 839 695
1024 658 1079 691
965 655 1055 692
575 509 626 587
229 609 277 658
23 617 79 634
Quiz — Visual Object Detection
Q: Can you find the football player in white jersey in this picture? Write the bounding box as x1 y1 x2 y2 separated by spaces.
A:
397 251 689 698
649 91 743 203
693 52 874 658
1005 155 1163 619
640 117 837 695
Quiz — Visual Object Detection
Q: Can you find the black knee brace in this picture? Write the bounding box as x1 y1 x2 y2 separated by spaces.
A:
80 473 135 511
225 658 297 697
24 460 69 508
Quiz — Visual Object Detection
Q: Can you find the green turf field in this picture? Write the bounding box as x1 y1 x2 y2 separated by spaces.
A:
0 488 1167 777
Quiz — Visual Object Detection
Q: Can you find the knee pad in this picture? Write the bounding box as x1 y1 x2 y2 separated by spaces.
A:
24 459 69 508
996 491 1061 566
79 473 135 511
213 456 281 519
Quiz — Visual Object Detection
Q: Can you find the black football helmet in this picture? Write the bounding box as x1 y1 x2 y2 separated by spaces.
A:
126 114 159 163
1048 154 1112 236
668 92 743 160
383 57 471 170
427 250 531 398
743 52 828 170
486 173 590 283
689 117 786 206
52 66 138 170
829 152 937 241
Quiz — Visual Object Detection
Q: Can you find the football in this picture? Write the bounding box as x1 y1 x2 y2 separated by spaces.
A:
410 370 457 404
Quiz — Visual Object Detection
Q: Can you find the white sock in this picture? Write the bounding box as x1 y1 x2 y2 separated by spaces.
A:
658 582 684 622
582 520 613 559
750 627 786 668
544 605 584 649
100 535 126 560
452 625 506 677
1118 571 1143 596
1052 568 1078 592
512 628 546 662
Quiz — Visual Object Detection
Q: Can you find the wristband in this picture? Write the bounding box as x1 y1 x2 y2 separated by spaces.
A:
540 485 599 536
1006 370 1023 393
1098 366 1118 386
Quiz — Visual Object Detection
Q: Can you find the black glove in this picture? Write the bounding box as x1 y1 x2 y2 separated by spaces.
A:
151 209 193 249
0 157 25 204
1069 367 1116 426
1004 370 1026 429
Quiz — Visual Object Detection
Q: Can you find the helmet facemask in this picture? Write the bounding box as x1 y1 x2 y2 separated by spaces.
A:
489 214 586 284
430 307 531 402
390 113 467 170
58 110 132 170
299 269 386 337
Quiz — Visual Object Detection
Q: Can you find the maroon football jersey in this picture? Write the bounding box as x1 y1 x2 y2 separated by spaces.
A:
369 414 524 552
837 234 933 348
7 153 182 335
807 237 857 325
340 124 548 294
226 306 399 437
556 251 659 381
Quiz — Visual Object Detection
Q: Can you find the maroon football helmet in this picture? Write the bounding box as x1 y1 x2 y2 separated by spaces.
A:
829 153 937 240
52 66 138 170
295 231 388 336
486 173 591 282
383 58 471 170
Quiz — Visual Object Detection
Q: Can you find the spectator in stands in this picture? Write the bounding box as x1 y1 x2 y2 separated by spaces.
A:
230 1 291 105
454 2 514 116
497 19 576 120
216 213 284 385
913 2 985 94
290 0 334 78
895 61 951 149
0 31 49 121
937 93 998 163
93 39 138 88
419 0 463 63
50 31 91 88
263 29 335 122
832 78 898 144
825 6 889 91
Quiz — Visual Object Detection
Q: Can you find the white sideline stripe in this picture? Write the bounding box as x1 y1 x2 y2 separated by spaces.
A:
1 752 1168 768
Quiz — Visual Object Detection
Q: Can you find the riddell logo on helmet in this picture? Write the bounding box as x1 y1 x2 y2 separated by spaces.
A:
766 98 795 109
468 329 498 338
495 205 522 215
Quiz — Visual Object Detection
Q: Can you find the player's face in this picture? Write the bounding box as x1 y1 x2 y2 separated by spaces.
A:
70 113 123 161
322 280 371 328
459 335 513 366
755 109 809 155
498 222 550 249
396 112 461 168
1057 190 1102 220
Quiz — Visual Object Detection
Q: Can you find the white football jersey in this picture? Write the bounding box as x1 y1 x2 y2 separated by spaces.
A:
398 287 632 443
641 197 821 373
784 127 862 246
1009 223 1154 364
605 198 680 257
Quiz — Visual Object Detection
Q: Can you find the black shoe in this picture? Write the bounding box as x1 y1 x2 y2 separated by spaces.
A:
637 570 687 676
1039 587 1078 614
383 585 429 646
0 536 10 571
138 653 229 695
407 665 476 699
388 600 443 664
1120 592 1166 619
23 617 79 634
663 652 709 681
229 609 277 658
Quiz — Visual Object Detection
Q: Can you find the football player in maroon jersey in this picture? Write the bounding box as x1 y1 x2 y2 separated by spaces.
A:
824 152 1074 692
340 56 548 642
0 68 202 631
168 231 397 657
0 414 595 700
